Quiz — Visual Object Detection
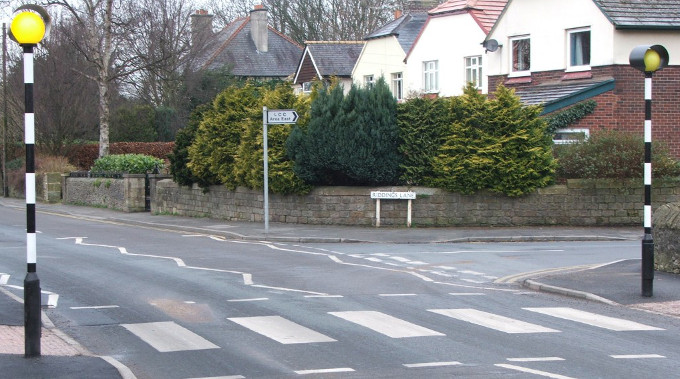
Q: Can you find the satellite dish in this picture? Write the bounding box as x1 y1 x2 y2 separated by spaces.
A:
482 39 501 52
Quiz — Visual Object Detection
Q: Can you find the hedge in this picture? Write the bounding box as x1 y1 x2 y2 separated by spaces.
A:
67 142 175 170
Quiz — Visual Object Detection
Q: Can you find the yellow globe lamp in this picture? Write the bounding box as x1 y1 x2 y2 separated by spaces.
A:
643 49 661 72
10 11 46 45
630 44 669 73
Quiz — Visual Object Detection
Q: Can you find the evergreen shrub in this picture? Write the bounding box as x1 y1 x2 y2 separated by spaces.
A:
555 130 680 179
92 154 164 174
431 84 556 196
182 82 310 194
397 96 456 185
287 78 400 185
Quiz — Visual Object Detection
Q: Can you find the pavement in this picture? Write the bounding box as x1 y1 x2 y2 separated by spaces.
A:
1 198 679 378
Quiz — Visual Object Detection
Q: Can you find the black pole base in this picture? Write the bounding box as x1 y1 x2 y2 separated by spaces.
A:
641 235 654 297
24 272 41 357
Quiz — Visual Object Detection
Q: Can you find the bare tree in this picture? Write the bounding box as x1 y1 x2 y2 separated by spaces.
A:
123 0 196 107
33 18 99 154
44 0 191 157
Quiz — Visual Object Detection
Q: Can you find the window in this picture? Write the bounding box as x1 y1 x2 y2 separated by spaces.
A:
511 36 530 75
553 128 589 144
302 82 313 93
465 56 483 89
391 72 403 101
423 60 438 93
364 75 375 89
568 28 591 69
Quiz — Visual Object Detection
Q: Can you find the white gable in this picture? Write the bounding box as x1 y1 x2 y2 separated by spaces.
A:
406 13 488 96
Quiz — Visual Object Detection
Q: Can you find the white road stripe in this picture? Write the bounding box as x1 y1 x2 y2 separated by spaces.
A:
507 357 565 362
524 307 664 331
228 316 336 344
403 361 462 368
70 305 120 310
495 364 576 379
122 321 219 352
390 257 411 262
295 368 355 375
610 354 665 359
429 309 559 334
329 311 444 338
0 274 9 285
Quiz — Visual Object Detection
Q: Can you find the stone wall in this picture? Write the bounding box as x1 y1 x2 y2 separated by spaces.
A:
653 202 680 274
152 178 680 227
63 174 148 212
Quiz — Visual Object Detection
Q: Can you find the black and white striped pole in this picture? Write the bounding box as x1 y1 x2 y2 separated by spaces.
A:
629 44 668 298
9 4 50 357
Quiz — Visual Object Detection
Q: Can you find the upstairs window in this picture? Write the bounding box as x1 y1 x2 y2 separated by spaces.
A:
423 60 439 93
391 72 403 101
364 75 375 89
511 36 531 76
568 28 591 70
465 56 483 89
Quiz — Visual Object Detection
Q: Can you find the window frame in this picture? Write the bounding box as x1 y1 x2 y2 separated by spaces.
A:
391 72 403 101
465 55 483 90
509 36 531 77
553 128 590 145
302 81 313 93
423 60 439 93
364 74 375 89
567 27 591 72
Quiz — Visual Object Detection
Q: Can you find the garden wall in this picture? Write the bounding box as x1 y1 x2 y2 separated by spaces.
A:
151 179 680 227
63 174 149 212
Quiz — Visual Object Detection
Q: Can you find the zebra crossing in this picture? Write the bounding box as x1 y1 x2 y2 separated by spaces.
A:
122 306 664 353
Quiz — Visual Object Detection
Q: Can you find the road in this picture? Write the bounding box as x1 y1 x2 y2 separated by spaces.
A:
1 206 678 378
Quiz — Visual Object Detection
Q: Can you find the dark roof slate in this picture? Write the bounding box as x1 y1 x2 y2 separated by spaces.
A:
514 78 616 114
593 0 680 29
365 12 428 52
305 42 365 77
197 17 303 77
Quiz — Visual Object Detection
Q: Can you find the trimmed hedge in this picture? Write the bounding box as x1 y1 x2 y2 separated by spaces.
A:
67 142 174 170
92 154 164 174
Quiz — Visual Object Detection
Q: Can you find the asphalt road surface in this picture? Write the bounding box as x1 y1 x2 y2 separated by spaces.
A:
1 207 678 378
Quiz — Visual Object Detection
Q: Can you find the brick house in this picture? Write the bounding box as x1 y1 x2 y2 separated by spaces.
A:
293 41 365 94
484 0 680 156
190 5 303 80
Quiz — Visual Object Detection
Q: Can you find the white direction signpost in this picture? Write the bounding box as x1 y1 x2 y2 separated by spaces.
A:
267 109 298 124
263 107 298 233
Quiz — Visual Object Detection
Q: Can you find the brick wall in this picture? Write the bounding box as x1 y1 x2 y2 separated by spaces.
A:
489 65 680 157
152 179 680 227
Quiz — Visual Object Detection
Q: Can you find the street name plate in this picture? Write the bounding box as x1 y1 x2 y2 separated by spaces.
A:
370 191 416 200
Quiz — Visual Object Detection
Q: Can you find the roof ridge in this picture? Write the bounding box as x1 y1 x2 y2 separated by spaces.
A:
202 16 250 70
304 40 364 44
268 25 303 49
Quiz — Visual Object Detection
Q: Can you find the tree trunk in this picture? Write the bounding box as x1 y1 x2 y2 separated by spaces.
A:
97 77 110 158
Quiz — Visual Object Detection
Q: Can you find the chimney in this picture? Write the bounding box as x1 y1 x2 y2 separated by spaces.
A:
394 10 403 19
250 4 268 53
190 9 213 47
